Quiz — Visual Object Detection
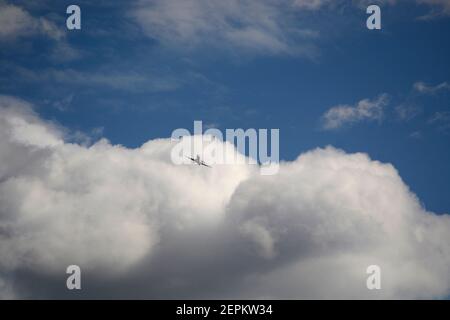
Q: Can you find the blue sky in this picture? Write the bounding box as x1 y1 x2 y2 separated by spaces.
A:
1 0 450 215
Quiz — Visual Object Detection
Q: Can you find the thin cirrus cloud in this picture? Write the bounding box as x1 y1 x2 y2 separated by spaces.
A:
428 111 450 132
1 95 450 299
0 2 63 41
130 0 321 57
395 103 422 121
413 81 450 94
0 2 82 62
321 94 389 130
129 0 450 57
416 0 450 19
353 0 450 17
10 66 182 93
2 0 449 61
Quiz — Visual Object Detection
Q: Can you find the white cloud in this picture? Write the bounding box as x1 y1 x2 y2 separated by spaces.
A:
228 148 450 298
321 94 389 130
0 2 63 41
414 81 450 94
1 95 450 299
129 0 450 57
0 95 252 275
0 95 63 148
130 0 320 56
0 2 82 64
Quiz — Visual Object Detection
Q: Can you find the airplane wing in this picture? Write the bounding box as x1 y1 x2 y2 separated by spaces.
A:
200 161 211 168
185 156 211 167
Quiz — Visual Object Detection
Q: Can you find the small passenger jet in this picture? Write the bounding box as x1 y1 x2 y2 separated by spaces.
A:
187 155 211 168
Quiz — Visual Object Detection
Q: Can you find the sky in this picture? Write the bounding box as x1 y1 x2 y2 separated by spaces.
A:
1 0 450 299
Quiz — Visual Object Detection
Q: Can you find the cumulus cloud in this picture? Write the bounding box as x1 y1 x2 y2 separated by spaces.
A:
1 95 450 299
321 94 389 130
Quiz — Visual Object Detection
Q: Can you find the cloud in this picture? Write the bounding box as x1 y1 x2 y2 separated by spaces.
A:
0 2 82 64
129 0 450 57
428 111 450 132
292 0 332 10
130 0 320 57
395 104 422 121
419 0 450 13
0 95 63 148
429 111 450 123
1 95 450 299
409 130 423 139
321 94 389 130
416 0 450 19
0 2 63 41
49 42 83 62
414 81 450 94
12 66 182 93
355 0 450 18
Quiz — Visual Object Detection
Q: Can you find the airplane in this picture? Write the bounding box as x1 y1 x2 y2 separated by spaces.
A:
186 155 211 168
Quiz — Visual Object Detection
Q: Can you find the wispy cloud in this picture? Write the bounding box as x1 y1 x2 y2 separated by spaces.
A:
409 130 423 139
0 2 83 62
355 0 450 19
413 81 450 94
395 103 422 121
130 0 321 57
0 2 63 41
428 111 450 132
129 0 450 58
321 94 389 130
416 0 450 19
13 66 182 93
